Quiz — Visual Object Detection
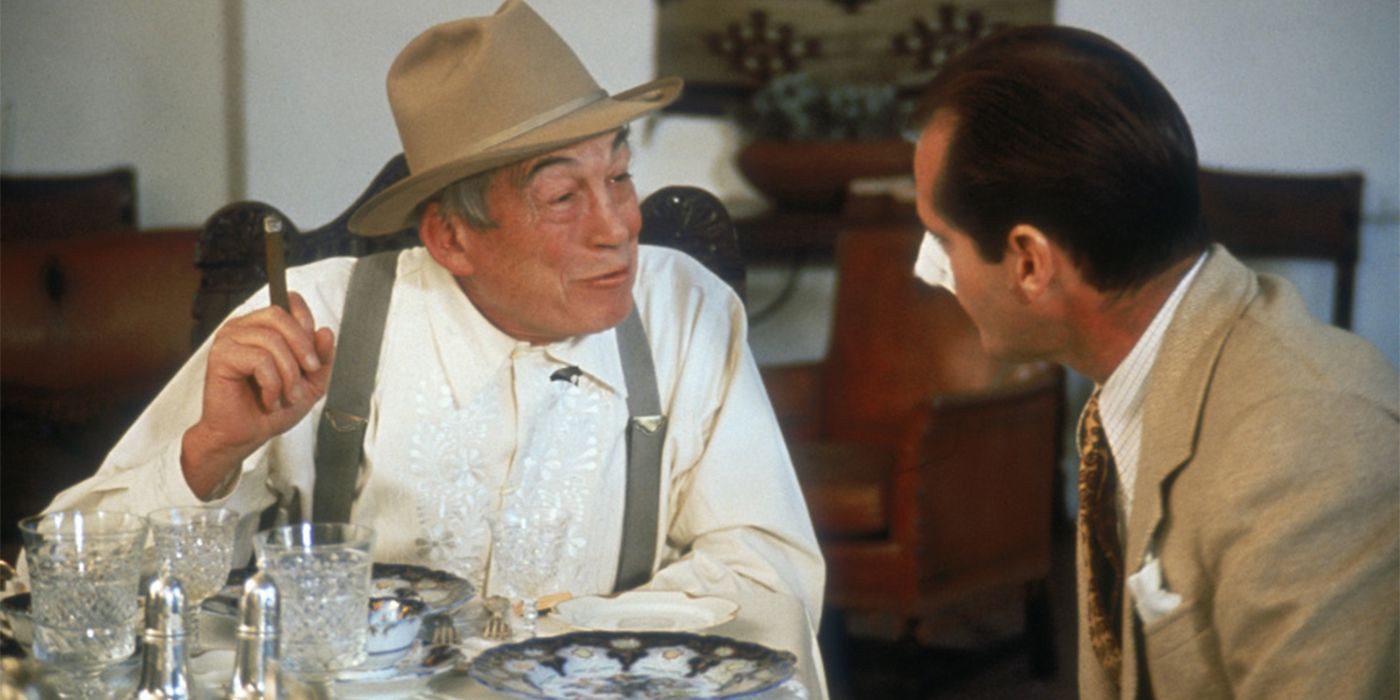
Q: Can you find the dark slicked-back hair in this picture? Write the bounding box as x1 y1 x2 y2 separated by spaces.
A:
913 25 1205 291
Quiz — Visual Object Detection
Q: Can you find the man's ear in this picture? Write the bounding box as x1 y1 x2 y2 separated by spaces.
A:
419 202 475 277
1005 223 1058 300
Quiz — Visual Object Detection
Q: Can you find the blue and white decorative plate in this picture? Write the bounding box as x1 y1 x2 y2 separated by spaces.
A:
468 631 797 700
205 562 475 619
364 563 476 614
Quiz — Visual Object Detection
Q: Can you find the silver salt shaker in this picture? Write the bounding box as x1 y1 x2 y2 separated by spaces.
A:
228 571 280 700
136 572 194 700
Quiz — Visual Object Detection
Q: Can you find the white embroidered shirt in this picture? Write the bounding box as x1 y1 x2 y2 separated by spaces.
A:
42 245 825 622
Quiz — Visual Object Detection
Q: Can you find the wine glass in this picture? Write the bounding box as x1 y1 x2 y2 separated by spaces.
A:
488 506 571 637
146 506 239 654
20 510 149 698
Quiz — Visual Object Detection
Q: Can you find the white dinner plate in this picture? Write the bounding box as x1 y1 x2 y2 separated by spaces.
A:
553 590 739 632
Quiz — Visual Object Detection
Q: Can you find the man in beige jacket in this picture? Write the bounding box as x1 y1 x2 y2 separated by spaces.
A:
908 25 1398 699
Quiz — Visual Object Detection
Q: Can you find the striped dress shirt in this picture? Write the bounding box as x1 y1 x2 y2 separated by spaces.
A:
1098 252 1207 518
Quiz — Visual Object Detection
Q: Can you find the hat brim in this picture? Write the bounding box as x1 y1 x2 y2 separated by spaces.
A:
349 77 682 236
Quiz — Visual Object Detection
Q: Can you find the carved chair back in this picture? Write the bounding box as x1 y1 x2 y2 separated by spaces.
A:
1198 167 1362 329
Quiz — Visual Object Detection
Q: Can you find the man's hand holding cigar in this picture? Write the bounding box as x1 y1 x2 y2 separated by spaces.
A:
180 233 336 501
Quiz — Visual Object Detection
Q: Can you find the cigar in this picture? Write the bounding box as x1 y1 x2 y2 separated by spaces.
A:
262 215 290 312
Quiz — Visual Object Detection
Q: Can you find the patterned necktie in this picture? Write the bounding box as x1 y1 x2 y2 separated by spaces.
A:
1078 388 1123 680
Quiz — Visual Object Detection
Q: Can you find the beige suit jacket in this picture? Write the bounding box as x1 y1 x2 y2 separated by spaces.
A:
1078 245 1399 700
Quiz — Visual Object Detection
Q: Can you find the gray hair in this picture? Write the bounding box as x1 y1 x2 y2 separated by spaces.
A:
435 167 499 230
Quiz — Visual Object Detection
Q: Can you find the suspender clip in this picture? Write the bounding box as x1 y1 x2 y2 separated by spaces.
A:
632 415 666 434
325 409 368 433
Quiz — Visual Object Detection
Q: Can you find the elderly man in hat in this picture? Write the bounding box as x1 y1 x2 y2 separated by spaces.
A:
40 0 823 623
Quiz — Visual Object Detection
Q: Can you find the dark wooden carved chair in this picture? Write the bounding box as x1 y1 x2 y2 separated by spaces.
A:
1198 167 1363 329
193 153 745 347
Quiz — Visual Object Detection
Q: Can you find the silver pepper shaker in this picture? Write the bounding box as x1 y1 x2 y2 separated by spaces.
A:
135 572 194 700
228 571 280 700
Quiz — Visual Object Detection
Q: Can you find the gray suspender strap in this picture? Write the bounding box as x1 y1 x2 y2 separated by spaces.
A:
613 306 667 591
311 250 400 523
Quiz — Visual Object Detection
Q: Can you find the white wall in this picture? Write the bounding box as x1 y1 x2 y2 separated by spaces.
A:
0 0 229 228
1 0 1395 366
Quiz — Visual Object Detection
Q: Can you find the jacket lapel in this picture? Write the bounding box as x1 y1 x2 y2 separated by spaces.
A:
1118 245 1257 697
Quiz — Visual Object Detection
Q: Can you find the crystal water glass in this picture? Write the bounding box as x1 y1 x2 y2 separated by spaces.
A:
255 522 374 678
20 510 149 691
147 505 239 653
489 506 570 637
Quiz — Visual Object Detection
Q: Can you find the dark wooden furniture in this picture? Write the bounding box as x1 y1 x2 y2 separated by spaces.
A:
194 153 745 347
1 166 201 564
1 227 201 563
1 168 136 241
735 211 842 265
761 201 1064 680
637 185 746 302
1197 168 1360 328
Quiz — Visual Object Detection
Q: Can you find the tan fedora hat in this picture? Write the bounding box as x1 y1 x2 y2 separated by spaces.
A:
349 0 682 235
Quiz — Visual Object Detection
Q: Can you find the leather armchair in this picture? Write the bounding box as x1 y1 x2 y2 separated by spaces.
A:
761 211 1064 676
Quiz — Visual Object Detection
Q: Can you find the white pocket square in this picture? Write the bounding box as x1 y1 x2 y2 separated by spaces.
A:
1127 555 1182 625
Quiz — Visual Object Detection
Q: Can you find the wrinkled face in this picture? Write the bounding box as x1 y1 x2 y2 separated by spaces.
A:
914 113 1036 360
458 130 641 344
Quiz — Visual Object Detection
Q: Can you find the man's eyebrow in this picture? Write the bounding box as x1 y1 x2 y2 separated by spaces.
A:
520 127 633 185
522 155 574 183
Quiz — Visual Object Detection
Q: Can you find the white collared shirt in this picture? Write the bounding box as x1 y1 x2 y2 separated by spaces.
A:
41 245 825 622
1097 252 1207 517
